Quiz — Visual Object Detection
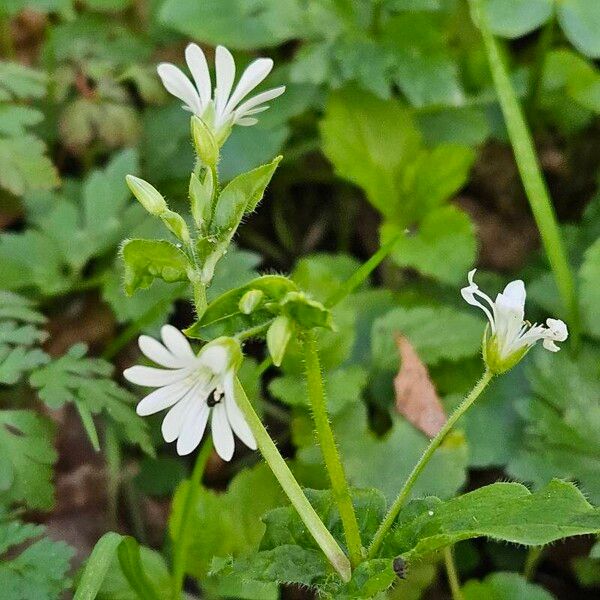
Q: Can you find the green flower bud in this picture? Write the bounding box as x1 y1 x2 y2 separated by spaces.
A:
126 174 167 215
160 209 191 244
189 170 214 230
267 315 293 367
238 289 264 314
191 115 219 168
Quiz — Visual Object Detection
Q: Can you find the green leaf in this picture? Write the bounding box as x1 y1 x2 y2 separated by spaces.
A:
320 87 421 218
580 237 600 338
482 0 553 39
0 61 47 101
116 537 162 600
462 572 555 600
159 0 303 49
0 291 49 385
0 105 43 136
74 532 124 600
372 305 483 370
382 205 477 285
121 239 192 296
185 275 298 340
168 463 286 581
30 344 154 455
0 410 56 510
557 0 600 59
0 515 73 600
386 479 600 561
0 135 59 196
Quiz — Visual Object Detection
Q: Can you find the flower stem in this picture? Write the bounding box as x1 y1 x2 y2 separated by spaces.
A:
444 547 465 600
523 546 544 581
368 369 493 558
303 332 364 567
234 378 352 582
192 280 208 319
467 0 580 347
171 438 213 599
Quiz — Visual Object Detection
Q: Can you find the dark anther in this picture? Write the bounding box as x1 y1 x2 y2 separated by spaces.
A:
392 556 407 579
207 391 221 407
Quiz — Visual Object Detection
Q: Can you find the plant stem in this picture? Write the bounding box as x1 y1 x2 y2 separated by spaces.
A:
234 378 352 582
192 281 207 319
444 547 464 600
171 438 213 599
523 546 544 581
325 232 402 308
104 424 122 530
368 369 493 558
303 332 363 567
467 0 580 347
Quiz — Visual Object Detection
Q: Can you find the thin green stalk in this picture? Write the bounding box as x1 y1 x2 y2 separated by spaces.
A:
303 332 363 567
468 0 580 346
523 546 544 581
368 370 493 558
171 438 213 599
325 232 402 308
192 280 208 319
234 378 351 582
444 547 465 600
104 424 122 530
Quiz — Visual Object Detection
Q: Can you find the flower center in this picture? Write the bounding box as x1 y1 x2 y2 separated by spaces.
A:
207 386 224 407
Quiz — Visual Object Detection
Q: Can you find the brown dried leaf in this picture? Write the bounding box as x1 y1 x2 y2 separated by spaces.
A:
394 335 447 438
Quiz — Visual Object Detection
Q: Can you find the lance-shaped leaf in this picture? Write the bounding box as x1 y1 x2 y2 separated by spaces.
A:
385 479 600 561
121 239 192 295
185 274 298 340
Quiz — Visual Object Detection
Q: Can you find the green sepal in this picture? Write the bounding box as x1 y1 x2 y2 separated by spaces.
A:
267 315 293 367
280 291 333 331
483 328 529 374
191 115 219 168
189 169 214 231
121 239 193 296
185 275 298 340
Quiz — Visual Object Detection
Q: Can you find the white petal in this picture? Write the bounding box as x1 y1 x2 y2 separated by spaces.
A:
233 86 285 119
157 63 202 115
161 325 196 360
461 270 496 332
224 58 273 116
185 43 211 109
123 365 190 387
214 45 236 122
211 402 235 461
542 338 560 352
161 392 195 443
197 344 228 374
177 400 211 455
546 318 568 342
136 379 192 416
223 376 256 450
496 280 526 312
138 334 190 369
236 117 259 126
242 106 270 116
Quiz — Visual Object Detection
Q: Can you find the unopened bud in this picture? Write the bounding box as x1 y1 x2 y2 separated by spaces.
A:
191 116 219 168
239 289 264 314
267 315 293 367
126 175 167 215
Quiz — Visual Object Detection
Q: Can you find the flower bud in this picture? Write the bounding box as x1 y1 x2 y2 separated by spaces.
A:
126 175 167 215
189 170 214 230
160 209 191 244
267 315 293 367
239 289 264 314
191 115 219 168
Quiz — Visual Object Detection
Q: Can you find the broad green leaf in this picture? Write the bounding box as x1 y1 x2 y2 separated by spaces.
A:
372 305 483 370
386 479 600 561
382 205 477 285
185 275 298 340
0 410 56 510
0 105 43 136
30 344 154 455
0 135 59 196
507 347 600 503
462 572 555 599
320 87 421 217
0 291 49 385
0 515 73 600
579 237 600 338
74 532 123 600
482 0 553 39
121 239 192 296
168 463 286 581
557 0 600 59
0 61 47 101
116 537 162 600
159 0 303 49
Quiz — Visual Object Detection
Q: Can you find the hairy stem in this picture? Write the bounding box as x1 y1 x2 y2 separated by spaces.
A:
444 547 465 600
368 370 493 557
303 332 364 567
523 546 544 581
234 378 352 582
468 0 579 346
171 438 213 599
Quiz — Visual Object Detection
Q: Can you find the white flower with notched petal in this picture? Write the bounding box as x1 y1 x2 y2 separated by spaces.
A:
124 325 256 460
157 43 285 140
461 269 568 374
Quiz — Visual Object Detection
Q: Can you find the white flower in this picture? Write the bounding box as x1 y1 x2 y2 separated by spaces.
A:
157 43 285 137
461 269 568 373
124 325 256 461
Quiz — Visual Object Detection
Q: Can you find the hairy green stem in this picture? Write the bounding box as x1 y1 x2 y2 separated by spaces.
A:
368 370 493 557
468 0 579 346
444 547 464 600
234 378 352 582
303 332 363 567
171 439 213 599
523 546 544 581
